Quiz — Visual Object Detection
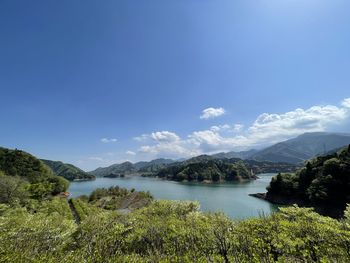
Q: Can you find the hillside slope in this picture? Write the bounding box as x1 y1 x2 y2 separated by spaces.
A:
0 147 69 200
89 159 174 177
42 159 95 181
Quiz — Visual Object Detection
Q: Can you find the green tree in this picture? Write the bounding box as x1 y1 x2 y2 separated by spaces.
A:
0 172 29 204
28 182 54 200
49 176 69 194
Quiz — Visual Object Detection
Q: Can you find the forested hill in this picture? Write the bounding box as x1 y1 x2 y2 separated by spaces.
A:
0 147 69 201
0 147 52 181
42 159 95 181
265 145 350 217
89 159 174 177
155 158 252 182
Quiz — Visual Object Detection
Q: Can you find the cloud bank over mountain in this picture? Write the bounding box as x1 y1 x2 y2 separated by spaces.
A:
133 98 350 160
78 98 350 169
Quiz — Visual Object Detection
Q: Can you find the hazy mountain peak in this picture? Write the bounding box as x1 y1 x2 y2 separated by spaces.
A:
250 132 350 164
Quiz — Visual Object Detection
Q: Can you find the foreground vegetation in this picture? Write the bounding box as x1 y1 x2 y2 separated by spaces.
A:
1 197 350 262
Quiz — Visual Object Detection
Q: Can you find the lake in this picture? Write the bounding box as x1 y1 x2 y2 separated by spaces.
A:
69 173 278 219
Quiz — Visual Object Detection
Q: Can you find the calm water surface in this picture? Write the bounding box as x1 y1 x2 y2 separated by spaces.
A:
69 174 278 219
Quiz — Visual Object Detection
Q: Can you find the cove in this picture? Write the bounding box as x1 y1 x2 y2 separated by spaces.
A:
69 173 278 219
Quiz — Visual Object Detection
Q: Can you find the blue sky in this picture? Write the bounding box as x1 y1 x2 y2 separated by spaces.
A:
1 0 350 170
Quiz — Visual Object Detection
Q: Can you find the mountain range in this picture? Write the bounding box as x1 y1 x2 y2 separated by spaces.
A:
212 149 259 160
248 132 350 164
209 132 350 164
2 132 349 181
90 158 174 177
89 132 350 177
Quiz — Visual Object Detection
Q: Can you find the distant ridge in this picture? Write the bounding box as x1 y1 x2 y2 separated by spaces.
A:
134 158 175 171
212 149 258 160
89 159 175 177
90 161 136 177
249 132 350 164
89 132 350 176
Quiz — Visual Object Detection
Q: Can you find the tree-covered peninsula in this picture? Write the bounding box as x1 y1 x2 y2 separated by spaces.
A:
261 145 350 217
154 157 252 182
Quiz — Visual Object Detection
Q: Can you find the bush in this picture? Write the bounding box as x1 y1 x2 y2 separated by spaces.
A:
0 173 29 204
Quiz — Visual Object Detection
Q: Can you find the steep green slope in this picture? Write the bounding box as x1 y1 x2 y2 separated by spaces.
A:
0 147 53 182
41 159 95 181
0 147 69 200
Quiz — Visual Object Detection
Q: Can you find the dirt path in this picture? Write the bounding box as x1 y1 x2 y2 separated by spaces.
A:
68 199 81 225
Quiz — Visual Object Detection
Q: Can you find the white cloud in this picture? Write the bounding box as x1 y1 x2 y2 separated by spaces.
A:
200 107 226 119
126 150 136 156
133 134 149 142
233 124 244 132
101 138 117 143
192 104 348 151
188 130 249 153
190 130 224 147
210 124 230 132
247 105 347 144
210 124 242 133
151 131 180 142
341 98 350 108
139 143 200 158
134 131 196 159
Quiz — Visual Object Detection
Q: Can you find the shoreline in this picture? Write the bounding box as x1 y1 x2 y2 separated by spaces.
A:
249 192 345 218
